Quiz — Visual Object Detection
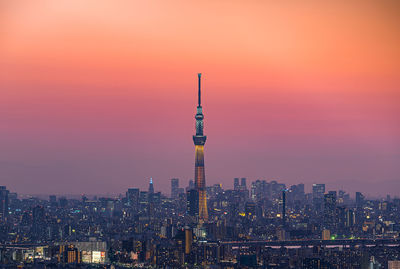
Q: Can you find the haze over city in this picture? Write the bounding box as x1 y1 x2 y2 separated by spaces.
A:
1 1 399 196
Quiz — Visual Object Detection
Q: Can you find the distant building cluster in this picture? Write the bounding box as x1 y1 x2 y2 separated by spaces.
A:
0 180 400 268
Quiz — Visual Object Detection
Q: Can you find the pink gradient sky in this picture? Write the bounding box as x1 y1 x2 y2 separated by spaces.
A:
0 1 399 196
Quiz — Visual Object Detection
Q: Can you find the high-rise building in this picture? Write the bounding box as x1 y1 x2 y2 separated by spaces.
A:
49 195 57 205
312 184 325 212
250 180 269 202
312 184 325 199
148 178 154 194
139 191 148 206
186 189 199 217
234 178 240 191
346 208 355 227
287 184 305 205
241 178 247 190
59 197 68 207
31 205 46 239
184 226 193 254
282 190 286 226
126 188 140 208
0 186 9 221
324 192 337 230
187 179 195 191
356 192 365 207
148 178 155 203
171 178 179 199
193 73 208 222
297 183 305 194
33 205 45 225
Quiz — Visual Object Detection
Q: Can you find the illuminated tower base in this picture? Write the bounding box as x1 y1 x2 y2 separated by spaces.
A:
194 144 208 222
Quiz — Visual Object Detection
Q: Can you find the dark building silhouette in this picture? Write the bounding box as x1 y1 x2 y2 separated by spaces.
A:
241 178 247 190
148 178 154 195
282 190 286 226
234 178 240 191
49 195 57 207
356 192 365 208
187 179 195 191
126 188 139 208
187 189 199 217
148 178 154 203
0 186 9 221
324 191 337 230
171 178 179 199
312 184 325 212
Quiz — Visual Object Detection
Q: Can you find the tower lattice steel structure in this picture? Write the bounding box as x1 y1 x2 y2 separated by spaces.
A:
193 73 208 222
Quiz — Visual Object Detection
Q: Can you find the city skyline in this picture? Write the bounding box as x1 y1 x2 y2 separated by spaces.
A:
1 1 399 196
2 175 400 267
1 2 400 267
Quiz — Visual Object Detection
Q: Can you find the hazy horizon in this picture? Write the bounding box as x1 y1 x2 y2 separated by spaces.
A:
10 178 400 200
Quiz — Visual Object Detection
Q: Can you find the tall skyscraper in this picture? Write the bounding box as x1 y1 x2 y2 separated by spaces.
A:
241 178 247 190
323 191 337 230
234 178 240 190
312 183 325 212
171 178 179 199
193 73 208 222
148 178 154 204
126 188 140 208
282 190 286 227
187 189 199 217
148 178 154 194
187 179 195 191
355 192 365 207
184 226 193 254
0 186 9 221
312 184 325 199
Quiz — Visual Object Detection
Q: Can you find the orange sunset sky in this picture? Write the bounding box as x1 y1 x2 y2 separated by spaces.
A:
0 0 399 196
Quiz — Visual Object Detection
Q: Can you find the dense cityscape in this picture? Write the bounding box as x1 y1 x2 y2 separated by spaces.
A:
1 179 400 268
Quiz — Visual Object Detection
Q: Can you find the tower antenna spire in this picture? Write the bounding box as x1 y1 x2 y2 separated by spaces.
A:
198 73 201 106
